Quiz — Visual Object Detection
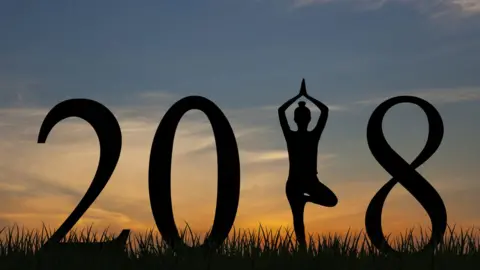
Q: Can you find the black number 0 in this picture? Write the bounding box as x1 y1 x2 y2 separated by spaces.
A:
149 96 241 251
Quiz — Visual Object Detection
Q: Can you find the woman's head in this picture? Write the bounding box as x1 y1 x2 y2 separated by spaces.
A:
294 101 311 130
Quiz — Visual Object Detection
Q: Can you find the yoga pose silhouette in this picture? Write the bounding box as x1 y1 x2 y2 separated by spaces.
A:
278 79 338 249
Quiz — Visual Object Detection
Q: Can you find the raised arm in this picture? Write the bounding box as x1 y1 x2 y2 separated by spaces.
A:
278 93 301 134
304 94 329 135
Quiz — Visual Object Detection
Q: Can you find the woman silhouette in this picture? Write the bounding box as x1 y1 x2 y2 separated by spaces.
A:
278 79 338 249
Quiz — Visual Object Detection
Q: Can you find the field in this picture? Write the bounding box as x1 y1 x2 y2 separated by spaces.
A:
0 223 479 270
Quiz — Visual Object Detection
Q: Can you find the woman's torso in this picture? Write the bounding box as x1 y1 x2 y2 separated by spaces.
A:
285 131 319 178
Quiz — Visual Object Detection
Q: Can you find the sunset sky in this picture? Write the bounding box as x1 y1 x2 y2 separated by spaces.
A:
1 0 480 240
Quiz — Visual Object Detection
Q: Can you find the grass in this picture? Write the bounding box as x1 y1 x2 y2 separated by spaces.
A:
0 223 479 270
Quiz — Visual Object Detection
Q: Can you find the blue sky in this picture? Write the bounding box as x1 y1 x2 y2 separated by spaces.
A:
2 0 480 107
1 0 480 237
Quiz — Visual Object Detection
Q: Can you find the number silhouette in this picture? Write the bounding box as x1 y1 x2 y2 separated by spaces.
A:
37 99 129 249
365 95 447 254
149 96 240 251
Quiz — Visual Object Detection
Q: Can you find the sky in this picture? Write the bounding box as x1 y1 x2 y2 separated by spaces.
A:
1 0 480 242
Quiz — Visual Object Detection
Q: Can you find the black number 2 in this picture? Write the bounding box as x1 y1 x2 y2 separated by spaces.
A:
37 99 128 249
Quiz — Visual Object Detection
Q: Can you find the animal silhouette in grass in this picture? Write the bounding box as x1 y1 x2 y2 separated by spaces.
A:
278 79 338 249
41 229 130 253
36 229 130 269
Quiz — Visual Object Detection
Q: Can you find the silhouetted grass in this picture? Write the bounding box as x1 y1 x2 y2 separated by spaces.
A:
0 223 478 269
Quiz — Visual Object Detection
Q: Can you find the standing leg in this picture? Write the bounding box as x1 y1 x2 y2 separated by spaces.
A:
286 180 307 250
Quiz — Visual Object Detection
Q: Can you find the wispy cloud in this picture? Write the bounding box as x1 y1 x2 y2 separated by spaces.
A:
241 150 337 165
355 87 480 106
292 0 333 8
0 77 44 107
450 0 480 14
290 0 400 10
290 0 480 16
135 90 179 103
260 103 349 112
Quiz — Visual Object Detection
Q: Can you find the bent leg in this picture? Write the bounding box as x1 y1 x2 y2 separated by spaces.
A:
304 179 338 207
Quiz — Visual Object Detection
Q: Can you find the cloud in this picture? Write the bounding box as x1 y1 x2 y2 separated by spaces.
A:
242 150 289 163
354 87 480 106
134 90 180 105
260 103 349 112
290 0 480 16
450 0 480 14
292 0 333 8
0 77 43 107
290 0 398 10
240 150 337 167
